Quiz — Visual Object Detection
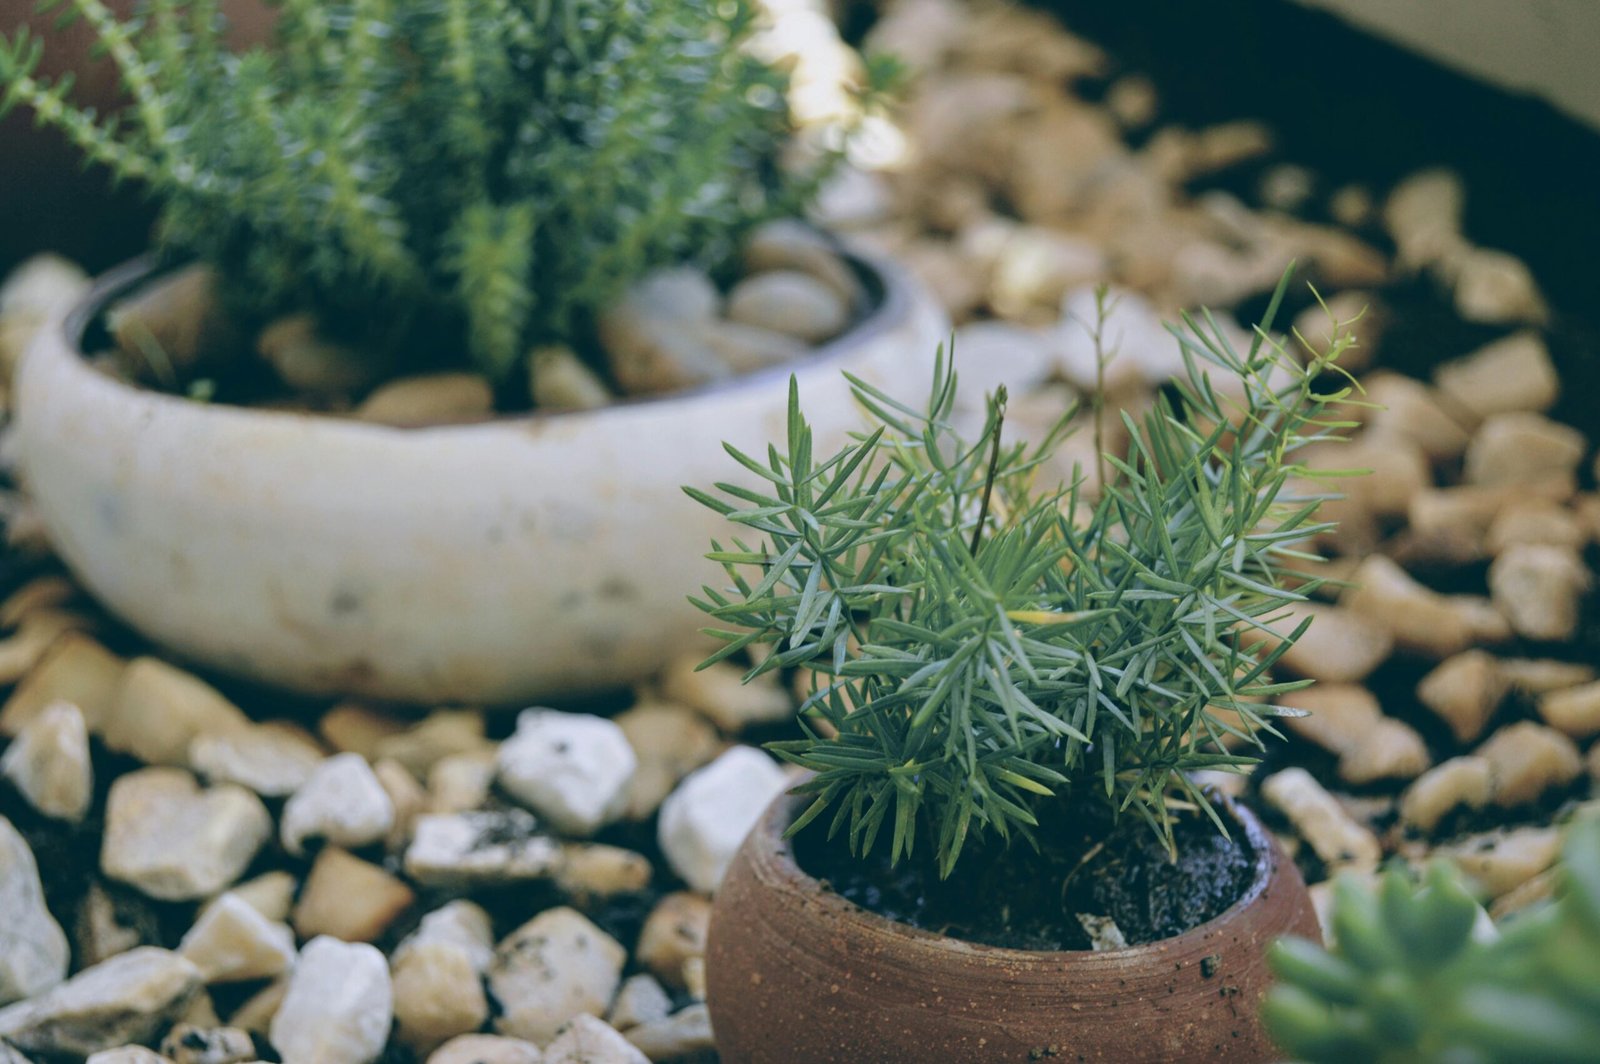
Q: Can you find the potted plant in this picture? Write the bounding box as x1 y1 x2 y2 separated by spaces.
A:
1265 814 1600 1063
0 0 944 703
687 283 1351 1061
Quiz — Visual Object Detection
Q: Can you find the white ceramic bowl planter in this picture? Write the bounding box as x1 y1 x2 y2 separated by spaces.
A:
14 250 947 703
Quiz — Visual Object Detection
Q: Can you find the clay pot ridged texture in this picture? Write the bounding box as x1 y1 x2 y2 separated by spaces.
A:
707 790 1319 1063
13 250 947 703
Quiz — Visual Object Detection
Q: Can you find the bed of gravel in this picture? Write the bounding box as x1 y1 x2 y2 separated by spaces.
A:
0 0 1596 1061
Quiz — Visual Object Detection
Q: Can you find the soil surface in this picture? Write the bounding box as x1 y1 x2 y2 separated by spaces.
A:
792 801 1255 951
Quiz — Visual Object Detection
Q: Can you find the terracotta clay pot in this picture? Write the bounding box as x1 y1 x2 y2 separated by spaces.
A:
707 790 1319 1063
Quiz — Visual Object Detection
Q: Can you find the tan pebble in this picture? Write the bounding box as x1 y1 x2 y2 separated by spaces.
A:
225 871 297 924
1280 684 1428 784
1340 555 1479 659
1416 651 1508 744
635 892 712 991
1537 682 1600 740
374 708 489 778
556 844 653 902
355 373 495 427
616 701 724 820
0 575 76 629
1261 768 1382 872
425 749 497 814
374 757 427 851
0 610 94 686
1486 499 1587 553
1358 371 1467 458
530 344 613 412
1452 247 1548 325
227 977 287 1034
392 942 489 1055
0 632 125 736
1477 721 1583 807
104 658 251 767
1489 543 1591 641
1501 659 1597 695
1398 757 1494 833
659 655 793 734
1438 826 1562 897
1464 412 1585 492
1489 867 1558 919
1242 603 1391 684
292 847 415 943
159 1023 255 1064
1432 332 1558 423
427 1034 543 1064
319 702 409 759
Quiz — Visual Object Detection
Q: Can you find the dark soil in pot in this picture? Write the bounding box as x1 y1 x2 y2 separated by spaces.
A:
792 800 1255 950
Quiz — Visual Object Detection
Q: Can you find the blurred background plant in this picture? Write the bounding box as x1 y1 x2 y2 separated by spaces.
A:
0 0 891 383
1265 813 1600 1064
688 281 1361 875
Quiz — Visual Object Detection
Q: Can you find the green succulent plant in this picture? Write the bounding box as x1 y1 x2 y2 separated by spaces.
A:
0 0 884 383
1265 815 1600 1064
686 278 1358 875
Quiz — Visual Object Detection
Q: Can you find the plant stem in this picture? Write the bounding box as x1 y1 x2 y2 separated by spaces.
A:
970 387 1006 557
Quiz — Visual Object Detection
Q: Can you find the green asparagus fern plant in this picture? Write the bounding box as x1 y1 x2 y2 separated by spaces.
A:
687 278 1358 876
0 0 883 382
1265 815 1600 1063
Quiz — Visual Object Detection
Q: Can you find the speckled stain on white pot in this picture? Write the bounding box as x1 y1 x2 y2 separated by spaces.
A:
13 250 947 703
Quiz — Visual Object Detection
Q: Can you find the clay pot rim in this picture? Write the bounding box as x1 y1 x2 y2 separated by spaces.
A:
748 783 1283 963
58 236 908 432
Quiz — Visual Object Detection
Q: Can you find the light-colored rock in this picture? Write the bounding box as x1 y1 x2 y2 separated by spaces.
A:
319 703 408 760
428 1035 543 1064
1261 768 1381 871
1403 485 1529 564
426 750 498 814
257 313 378 397
292 848 415 943
102 769 272 901
394 901 495 975
1438 826 1562 898
987 228 1104 320
1 700 91 821
530 345 613 412
270 937 392 1064
555 844 652 902
1302 434 1430 521
659 747 790 894
1490 867 1559 920
1432 332 1558 423
1489 543 1591 642
1486 498 1588 553
280 752 395 856
741 219 864 307
103 658 250 767
0 816 68 1006
392 942 488 1054
178 893 295 984
1464 412 1585 491
635 893 711 991
159 1023 256 1064
1537 682 1600 741
374 757 426 851
189 723 325 798
615 702 722 820
599 268 727 396
1358 371 1467 458
85 1048 170 1064
1259 162 1314 212
0 631 121 737
1280 684 1428 784
497 710 636 837
355 374 495 427
1452 247 1548 325
1383 168 1466 272
224 871 297 923
1241 602 1392 684
1477 722 1583 807
404 810 562 888
726 271 848 344
544 1015 648 1064
625 1004 714 1062
946 321 1056 411
0 948 201 1058
373 709 488 779
1340 555 1485 660
489 908 626 1045
0 611 95 687
658 657 793 735
1501 658 1597 695
607 975 672 1032
0 576 77 630
1398 757 1495 834
1416 651 1508 744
